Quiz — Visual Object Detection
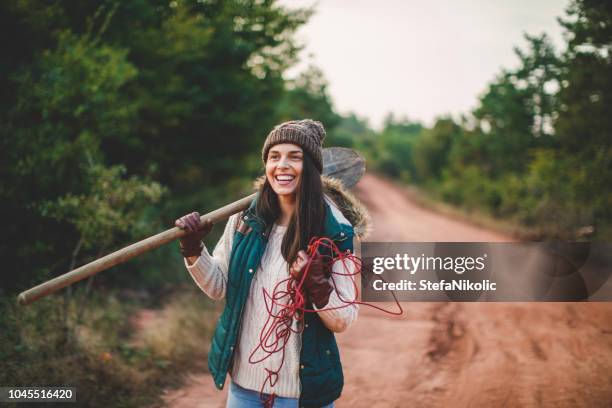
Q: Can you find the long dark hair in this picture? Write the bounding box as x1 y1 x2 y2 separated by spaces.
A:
256 153 326 266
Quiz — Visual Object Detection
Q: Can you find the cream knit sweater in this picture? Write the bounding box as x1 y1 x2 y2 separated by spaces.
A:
184 200 359 398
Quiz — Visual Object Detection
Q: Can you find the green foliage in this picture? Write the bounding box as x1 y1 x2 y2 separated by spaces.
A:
1 27 150 291
469 33 560 177
100 0 312 189
276 66 341 139
553 0 612 237
437 165 503 212
413 118 459 183
39 164 165 251
370 114 423 181
330 113 377 149
0 290 216 407
7 29 138 190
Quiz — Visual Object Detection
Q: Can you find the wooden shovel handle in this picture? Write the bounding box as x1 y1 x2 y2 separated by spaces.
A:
17 193 256 305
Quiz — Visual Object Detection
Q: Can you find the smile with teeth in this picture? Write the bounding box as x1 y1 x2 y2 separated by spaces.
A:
275 174 295 186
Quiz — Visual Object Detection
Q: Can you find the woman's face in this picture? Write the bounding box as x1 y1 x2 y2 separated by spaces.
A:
265 143 304 198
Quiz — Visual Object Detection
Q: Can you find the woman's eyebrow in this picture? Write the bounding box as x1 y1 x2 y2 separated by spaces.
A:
269 148 303 155
270 150 303 155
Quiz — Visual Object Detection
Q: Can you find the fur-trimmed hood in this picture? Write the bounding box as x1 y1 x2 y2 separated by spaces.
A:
253 175 371 240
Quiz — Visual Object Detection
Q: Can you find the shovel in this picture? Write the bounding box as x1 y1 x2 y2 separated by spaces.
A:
18 147 365 305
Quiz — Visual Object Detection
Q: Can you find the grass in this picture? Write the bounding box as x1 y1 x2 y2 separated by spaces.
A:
0 286 219 407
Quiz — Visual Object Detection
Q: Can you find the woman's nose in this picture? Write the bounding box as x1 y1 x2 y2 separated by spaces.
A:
278 156 290 168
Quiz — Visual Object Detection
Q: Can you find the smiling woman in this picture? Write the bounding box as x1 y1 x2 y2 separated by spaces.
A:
174 119 365 408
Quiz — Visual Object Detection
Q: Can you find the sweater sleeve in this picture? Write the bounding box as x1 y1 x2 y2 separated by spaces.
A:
313 256 359 333
184 213 239 300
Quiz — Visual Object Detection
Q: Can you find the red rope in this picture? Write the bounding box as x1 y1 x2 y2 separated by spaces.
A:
247 236 403 407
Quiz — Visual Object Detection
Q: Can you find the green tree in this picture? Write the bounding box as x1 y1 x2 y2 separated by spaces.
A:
372 114 423 181
413 117 459 183
472 33 561 177
331 113 377 149
276 65 341 139
553 0 612 238
1 30 159 292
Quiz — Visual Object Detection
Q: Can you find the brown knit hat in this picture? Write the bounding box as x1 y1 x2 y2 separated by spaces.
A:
261 119 326 172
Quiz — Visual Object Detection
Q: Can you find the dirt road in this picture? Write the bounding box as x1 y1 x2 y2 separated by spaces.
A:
162 173 612 407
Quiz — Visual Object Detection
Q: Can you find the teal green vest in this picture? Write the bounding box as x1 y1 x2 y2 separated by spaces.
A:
208 195 355 407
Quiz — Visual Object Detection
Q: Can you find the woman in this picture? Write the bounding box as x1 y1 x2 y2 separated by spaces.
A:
175 119 369 408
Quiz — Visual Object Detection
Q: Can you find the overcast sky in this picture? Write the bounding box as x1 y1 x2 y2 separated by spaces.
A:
280 0 569 129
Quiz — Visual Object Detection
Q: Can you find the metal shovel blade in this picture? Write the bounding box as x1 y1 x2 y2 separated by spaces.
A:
322 147 366 188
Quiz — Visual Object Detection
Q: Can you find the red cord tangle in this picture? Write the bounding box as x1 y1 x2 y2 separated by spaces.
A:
248 236 403 407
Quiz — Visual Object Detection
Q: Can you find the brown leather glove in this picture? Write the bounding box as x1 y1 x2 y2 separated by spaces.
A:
174 212 213 258
292 250 333 308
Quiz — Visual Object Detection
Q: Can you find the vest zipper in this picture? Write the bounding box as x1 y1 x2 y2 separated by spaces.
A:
229 302 246 375
228 263 255 384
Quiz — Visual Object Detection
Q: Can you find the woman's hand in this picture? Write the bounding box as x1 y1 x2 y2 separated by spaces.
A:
175 212 213 258
291 250 333 308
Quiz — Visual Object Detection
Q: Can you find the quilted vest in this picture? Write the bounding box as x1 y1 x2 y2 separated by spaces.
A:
207 194 355 407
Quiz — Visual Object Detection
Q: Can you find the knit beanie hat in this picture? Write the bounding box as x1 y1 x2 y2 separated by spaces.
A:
261 119 326 172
